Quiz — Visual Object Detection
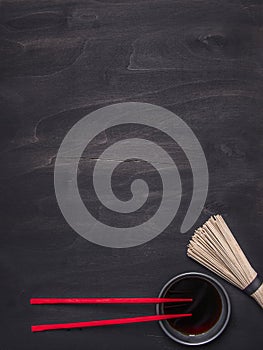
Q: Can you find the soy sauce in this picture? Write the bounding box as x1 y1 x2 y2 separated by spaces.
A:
162 277 222 335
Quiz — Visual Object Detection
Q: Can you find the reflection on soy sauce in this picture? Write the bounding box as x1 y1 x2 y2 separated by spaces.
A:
163 277 222 335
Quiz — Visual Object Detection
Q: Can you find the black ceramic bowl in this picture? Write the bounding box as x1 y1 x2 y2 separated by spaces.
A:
156 272 231 346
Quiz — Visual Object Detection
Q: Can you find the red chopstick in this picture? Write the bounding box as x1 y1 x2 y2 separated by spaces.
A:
30 297 192 305
31 313 192 332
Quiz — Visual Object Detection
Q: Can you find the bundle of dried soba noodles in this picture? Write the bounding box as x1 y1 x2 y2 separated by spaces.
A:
187 215 263 308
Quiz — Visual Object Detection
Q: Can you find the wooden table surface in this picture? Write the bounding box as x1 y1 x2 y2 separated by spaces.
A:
0 0 262 349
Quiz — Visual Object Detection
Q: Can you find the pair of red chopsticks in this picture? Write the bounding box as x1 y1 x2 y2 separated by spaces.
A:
30 297 192 332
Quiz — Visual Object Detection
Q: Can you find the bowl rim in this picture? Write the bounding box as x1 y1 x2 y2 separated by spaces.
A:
156 271 231 346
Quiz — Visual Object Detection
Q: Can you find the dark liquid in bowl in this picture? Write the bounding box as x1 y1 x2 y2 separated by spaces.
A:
163 277 222 335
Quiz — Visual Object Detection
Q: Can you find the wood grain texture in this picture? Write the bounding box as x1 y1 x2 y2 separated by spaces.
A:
0 0 262 349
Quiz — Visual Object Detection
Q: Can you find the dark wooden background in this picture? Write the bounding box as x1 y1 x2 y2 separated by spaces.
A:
0 0 262 349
